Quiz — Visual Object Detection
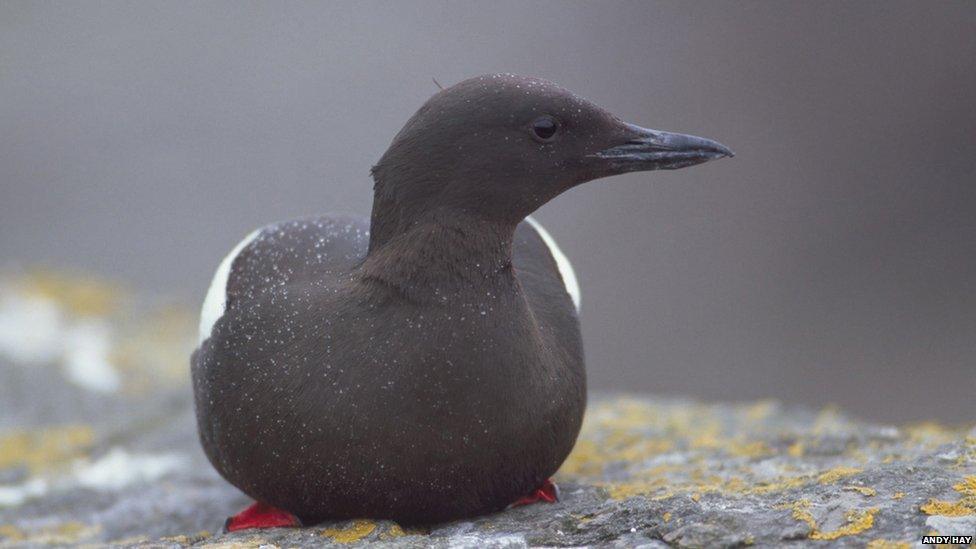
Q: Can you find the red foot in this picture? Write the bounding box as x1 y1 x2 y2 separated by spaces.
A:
224 501 301 532
509 478 560 508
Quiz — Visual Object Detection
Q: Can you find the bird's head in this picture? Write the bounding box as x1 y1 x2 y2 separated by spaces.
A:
371 74 733 230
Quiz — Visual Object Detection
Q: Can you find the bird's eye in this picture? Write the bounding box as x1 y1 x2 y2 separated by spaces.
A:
531 116 559 141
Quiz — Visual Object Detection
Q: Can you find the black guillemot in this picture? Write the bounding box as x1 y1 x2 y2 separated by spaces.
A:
191 73 733 528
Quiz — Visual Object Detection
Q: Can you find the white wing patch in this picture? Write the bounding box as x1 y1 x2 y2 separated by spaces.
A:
198 228 261 343
525 216 580 312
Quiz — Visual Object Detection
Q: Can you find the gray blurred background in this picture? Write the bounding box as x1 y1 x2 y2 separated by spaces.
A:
2 1 973 423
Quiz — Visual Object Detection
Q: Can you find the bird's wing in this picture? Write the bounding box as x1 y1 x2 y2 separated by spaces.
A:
515 216 580 314
196 214 371 345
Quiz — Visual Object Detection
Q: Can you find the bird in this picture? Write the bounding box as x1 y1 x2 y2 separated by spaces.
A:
191 73 733 529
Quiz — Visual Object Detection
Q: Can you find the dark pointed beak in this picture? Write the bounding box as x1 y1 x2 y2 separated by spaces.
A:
594 123 734 172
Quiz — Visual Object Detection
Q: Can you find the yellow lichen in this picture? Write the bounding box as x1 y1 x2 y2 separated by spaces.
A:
603 479 667 500
689 426 723 450
726 440 772 458
558 404 678 478
378 523 423 540
0 525 25 542
0 425 94 474
50 522 100 542
0 522 100 545
745 475 810 495
920 499 974 516
381 524 406 539
560 398 790 495
562 399 789 502
111 305 196 392
954 475 976 496
844 485 877 497
815 508 878 540
320 520 377 543
789 500 878 541
742 400 777 422
603 465 819 501
811 405 846 435
919 475 976 516
559 439 603 477
160 531 211 545
788 499 817 530
662 512 672 523
557 398 959 515
892 492 905 500
18 270 122 316
817 467 862 484
903 422 964 448
960 437 976 467
787 441 805 457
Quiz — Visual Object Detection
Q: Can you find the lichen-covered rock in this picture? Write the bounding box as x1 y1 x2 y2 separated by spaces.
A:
0 272 973 547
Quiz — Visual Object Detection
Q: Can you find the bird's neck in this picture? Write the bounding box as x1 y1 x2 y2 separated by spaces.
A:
362 203 517 297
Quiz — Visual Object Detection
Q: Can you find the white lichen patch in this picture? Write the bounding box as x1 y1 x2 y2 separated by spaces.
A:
62 319 119 393
0 288 120 393
0 448 185 508
0 478 48 507
73 448 185 491
0 292 63 364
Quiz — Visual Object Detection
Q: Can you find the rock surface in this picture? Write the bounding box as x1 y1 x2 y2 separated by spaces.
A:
0 271 973 548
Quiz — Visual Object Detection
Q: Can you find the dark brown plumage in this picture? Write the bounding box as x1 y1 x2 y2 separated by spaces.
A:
192 74 732 524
